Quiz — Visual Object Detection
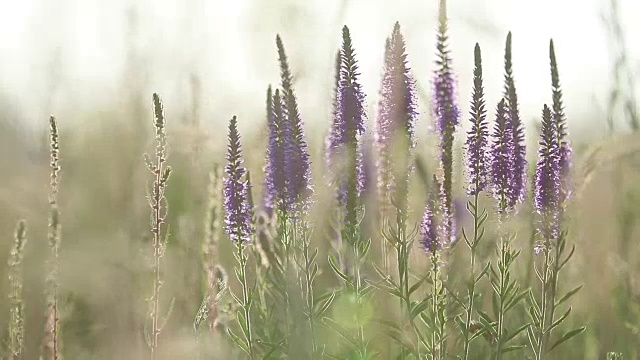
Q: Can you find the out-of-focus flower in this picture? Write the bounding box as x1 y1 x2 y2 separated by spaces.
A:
223 116 252 243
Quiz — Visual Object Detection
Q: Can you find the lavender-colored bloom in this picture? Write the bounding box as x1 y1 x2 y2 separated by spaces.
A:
420 177 441 253
503 32 527 205
276 35 312 211
375 22 418 213
549 39 572 205
224 116 252 243
433 0 460 238
327 26 367 227
490 99 516 213
465 43 490 195
326 50 342 167
534 105 561 240
264 87 288 213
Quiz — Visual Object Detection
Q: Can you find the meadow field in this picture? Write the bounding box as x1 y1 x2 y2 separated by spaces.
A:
0 0 639 359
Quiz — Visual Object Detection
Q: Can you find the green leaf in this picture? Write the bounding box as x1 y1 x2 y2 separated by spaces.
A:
546 307 572 334
328 254 352 286
506 323 530 342
322 317 359 348
555 284 583 308
314 291 336 319
501 345 526 353
505 289 529 312
227 328 249 354
410 298 431 320
548 326 586 352
408 274 429 296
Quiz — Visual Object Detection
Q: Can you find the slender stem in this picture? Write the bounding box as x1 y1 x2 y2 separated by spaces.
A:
431 253 440 360
301 221 317 357
150 147 163 359
237 241 255 360
462 193 480 360
495 238 507 360
536 245 552 360
545 237 562 348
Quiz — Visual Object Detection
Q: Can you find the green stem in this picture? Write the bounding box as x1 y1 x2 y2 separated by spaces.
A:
462 193 480 360
237 241 255 360
495 239 507 360
301 221 317 358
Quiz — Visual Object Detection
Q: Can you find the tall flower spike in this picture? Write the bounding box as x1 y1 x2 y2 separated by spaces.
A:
327 25 367 228
376 22 418 213
503 32 527 206
276 35 312 211
433 0 460 236
534 105 561 240
549 39 572 206
490 99 516 213
420 177 441 253
264 87 288 213
327 50 342 166
224 116 252 243
465 43 490 195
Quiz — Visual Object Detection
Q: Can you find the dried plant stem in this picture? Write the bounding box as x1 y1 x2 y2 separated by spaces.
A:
8 220 27 360
145 94 172 359
44 115 61 360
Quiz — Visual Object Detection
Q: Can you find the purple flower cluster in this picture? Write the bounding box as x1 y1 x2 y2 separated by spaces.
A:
420 176 455 252
464 43 490 196
327 26 367 215
262 35 311 213
224 116 253 243
375 22 418 212
432 1 460 242
502 32 527 207
420 179 439 253
549 39 572 206
263 87 288 213
534 105 561 239
489 99 517 213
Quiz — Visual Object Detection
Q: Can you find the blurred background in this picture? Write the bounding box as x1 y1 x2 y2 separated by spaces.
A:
0 0 639 358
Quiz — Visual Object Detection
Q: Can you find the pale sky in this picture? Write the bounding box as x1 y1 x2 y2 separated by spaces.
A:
0 0 638 138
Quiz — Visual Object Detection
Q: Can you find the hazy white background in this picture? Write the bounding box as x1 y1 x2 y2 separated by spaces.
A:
0 0 638 138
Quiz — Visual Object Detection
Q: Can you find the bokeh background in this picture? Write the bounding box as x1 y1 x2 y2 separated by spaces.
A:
0 0 639 358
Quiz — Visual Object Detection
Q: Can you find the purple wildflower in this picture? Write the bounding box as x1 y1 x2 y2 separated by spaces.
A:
420 177 441 253
263 87 287 213
490 99 516 213
375 22 418 213
549 39 572 205
534 105 561 240
465 43 490 195
433 0 460 237
503 32 527 206
223 116 252 243
327 26 367 227
276 35 312 211
326 50 342 167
